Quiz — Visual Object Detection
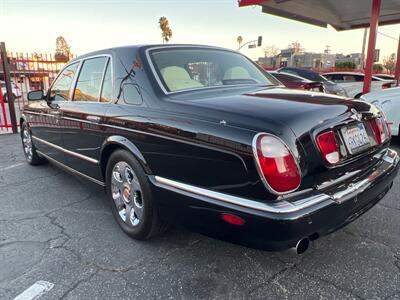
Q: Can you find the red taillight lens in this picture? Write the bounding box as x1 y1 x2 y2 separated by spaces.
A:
382 82 392 89
254 134 301 194
370 117 388 145
316 131 341 165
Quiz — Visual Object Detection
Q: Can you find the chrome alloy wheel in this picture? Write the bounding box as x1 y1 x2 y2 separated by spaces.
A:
22 128 33 161
111 161 144 226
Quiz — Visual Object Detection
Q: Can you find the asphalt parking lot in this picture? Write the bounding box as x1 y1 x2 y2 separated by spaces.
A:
0 134 399 300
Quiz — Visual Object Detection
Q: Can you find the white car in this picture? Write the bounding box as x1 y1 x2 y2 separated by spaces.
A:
0 81 22 102
360 87 400 136
323 72 394 99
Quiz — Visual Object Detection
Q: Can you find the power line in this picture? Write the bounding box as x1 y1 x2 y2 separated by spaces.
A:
378 31 399 41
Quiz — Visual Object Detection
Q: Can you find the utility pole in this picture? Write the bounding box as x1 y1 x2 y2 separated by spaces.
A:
0 42 18 134
361 28 368 70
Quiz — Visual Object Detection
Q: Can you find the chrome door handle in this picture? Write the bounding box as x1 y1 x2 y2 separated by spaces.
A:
86 115 101 123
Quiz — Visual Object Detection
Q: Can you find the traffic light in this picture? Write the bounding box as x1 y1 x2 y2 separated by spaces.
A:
257 36 262 47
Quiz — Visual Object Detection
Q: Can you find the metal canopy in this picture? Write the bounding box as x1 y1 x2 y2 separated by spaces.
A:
239 0 400 31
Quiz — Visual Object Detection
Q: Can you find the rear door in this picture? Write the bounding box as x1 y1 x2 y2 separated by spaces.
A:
60 55 112 180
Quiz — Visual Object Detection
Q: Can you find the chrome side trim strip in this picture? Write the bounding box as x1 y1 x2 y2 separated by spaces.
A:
36 151 105 187
153 176 332 214
24 111 58 118
32 136 99 164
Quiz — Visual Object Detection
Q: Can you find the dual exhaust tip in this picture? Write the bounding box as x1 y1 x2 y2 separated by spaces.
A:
293 237 310 255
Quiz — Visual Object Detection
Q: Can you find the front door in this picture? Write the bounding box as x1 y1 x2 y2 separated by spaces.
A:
29 61 80 164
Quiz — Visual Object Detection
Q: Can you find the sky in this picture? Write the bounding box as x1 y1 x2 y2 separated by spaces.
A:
1 0 400 62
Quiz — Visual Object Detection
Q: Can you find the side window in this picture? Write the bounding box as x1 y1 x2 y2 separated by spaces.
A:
73 57 108 102
122 83 143 105
49 62 79 101
100 60 112 102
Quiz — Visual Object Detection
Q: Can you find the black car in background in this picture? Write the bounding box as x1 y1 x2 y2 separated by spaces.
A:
21 45 399 253
277 67 348 97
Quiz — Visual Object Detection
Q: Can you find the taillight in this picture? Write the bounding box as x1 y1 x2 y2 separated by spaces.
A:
382 82 392 89
316 131 341 165
253 134 301 194
370 117 389 144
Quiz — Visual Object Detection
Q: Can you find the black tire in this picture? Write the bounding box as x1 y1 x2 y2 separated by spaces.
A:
105 149 168 239
20 122 46 165
3 93 7 103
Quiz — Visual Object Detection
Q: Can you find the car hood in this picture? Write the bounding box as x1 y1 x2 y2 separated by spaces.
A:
182 87 373 138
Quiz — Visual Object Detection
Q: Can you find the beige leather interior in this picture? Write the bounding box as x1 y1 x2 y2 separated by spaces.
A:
223 67 251 80
160 66 203 91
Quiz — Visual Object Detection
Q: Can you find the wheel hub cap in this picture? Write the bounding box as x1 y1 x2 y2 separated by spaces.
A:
111 161 143 227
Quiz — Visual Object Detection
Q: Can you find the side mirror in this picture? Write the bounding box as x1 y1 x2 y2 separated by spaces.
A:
27 90 44 101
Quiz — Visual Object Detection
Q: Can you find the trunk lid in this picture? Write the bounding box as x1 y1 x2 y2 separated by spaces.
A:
174 86 386 189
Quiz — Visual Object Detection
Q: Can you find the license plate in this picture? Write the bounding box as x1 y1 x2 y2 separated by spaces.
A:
341 123 370 154
312 87 321 92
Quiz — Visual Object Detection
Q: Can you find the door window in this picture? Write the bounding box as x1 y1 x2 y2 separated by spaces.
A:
48 62 79 101
74 57 108 102
100 60 112 102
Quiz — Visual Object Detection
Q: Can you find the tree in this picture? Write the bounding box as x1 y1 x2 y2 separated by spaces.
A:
335 61 357 69
237 36 243 49
383 53 396 72
373 64 383 72
55 36 71 62
263 45 279 57
288 41 303 54
159 17 173 44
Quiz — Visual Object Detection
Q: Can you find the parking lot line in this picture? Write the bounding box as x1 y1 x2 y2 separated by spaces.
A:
14 281 54 300
0 162 24 172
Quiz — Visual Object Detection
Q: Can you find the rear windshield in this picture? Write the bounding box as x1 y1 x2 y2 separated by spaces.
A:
149 48 278 93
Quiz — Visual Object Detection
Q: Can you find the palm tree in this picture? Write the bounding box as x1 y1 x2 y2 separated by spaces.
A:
237 36 243 49
159 17 173 44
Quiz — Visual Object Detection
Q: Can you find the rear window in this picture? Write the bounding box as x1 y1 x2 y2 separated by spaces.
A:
149 48 278 93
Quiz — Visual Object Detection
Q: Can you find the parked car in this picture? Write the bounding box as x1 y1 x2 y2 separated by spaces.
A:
269 71 324 92
374 74 395 80
360 87 400 137
277 67 348 97
0 80 22 102
323 72 394 98
21 45 399 253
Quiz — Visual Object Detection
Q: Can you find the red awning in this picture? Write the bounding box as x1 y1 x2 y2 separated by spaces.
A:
239 0 400 31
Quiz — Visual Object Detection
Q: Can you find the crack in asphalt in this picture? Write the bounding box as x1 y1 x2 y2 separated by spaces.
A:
59 270 99 300
296 269 365 300
378 203 400 212
342 230 399 257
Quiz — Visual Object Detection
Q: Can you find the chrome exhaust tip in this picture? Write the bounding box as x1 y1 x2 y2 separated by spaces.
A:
294 238 310 255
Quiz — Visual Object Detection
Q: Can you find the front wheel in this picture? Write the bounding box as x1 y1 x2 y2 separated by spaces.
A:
105 150 168 240
21 123 46 165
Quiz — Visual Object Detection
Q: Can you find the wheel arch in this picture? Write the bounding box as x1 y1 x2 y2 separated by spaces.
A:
19 113 27 126
100 135 151 179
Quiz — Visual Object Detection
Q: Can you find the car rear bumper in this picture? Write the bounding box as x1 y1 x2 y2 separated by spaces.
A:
150 148 399 251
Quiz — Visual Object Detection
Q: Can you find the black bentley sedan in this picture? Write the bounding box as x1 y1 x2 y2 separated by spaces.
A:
21 45 399 253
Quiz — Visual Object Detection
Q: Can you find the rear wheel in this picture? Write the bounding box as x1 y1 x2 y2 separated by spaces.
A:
21 123 46 165
105 149 168 239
